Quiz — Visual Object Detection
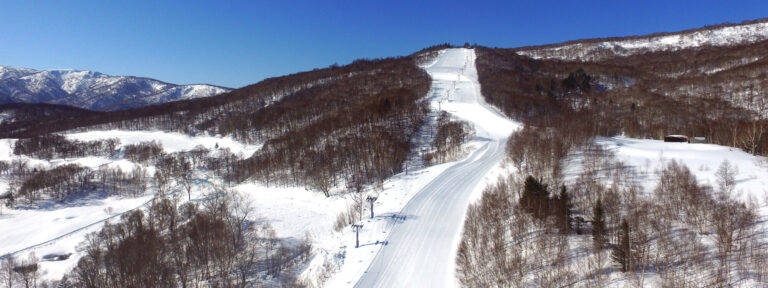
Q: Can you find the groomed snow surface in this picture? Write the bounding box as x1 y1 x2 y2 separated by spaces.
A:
342 48 519 287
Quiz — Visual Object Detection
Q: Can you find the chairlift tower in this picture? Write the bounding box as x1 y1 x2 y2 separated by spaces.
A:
366 196 378 219
352 224 363 248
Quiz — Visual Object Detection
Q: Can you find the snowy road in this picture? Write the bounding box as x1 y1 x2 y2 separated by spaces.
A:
355 49 518 287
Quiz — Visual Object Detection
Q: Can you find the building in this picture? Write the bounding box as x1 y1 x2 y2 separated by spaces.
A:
664 135 689 142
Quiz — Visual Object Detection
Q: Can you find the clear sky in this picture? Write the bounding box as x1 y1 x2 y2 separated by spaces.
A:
1 0 766 88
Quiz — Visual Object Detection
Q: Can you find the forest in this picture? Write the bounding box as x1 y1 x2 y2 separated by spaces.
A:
0 48 445 287
455 37 768 286
457 126 765 287
1 50 437 195
476 39 768 155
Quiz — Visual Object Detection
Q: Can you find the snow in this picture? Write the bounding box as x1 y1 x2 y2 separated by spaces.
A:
0 66 38 80
0 195 154 278
325 48 520 287
321 162 456 287
0 51 521 285
0 65 231 110
0 130 261 281
558 136 768 287
518 21 768 61
65 130 261 156
588 136 768 204
2 46 761 287
235 183 348 241
19 46 768 287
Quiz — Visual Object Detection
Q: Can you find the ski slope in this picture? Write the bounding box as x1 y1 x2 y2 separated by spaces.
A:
355 48 519 287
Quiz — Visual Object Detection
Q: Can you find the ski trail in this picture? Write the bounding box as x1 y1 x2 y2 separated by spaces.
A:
355 48 519 287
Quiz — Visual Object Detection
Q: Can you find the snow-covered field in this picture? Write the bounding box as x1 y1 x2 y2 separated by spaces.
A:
0 131 260 281
589 136 768 204
561 136 768 287
66 130 261 156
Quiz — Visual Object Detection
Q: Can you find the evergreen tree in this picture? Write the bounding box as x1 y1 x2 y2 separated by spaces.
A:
612 219 631 272
554 185 571 234
520 176 549 219
592 199 606 249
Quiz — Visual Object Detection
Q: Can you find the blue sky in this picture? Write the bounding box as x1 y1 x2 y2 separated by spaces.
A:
1 0 765 88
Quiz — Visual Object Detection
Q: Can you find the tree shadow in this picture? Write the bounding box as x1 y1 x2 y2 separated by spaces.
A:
13 189 116 211
359 240 389 248
376 212 419 225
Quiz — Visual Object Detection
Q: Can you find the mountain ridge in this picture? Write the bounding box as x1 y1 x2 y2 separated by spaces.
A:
515 17 768 61
0 65 231 111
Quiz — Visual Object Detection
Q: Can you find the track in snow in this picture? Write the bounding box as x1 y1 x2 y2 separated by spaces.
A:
355 48 518 288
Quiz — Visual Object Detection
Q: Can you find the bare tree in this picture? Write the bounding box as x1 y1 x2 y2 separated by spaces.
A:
715 159 737 198
176 157 193 201
15 252 39 288
739 120 765 155
1 256 14 288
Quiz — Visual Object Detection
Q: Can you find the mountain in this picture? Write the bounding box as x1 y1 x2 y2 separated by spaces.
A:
4 17 768 287
459 19 768 288
516 18 768 61
0 65 231 111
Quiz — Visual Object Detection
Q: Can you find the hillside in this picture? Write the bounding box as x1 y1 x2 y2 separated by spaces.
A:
476 32 768 154
456 19 768 288
0 65 230 111
0 47 444 287
2 17 768 288
515 18 768 61
0 103 103 125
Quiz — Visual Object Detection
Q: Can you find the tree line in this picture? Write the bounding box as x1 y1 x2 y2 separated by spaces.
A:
423 112 473 165
63 191 311 288
13 134 119 160
476 43 768 155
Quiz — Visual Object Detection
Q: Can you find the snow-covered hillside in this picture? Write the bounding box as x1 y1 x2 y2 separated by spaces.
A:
330 48 519 287
5 42 767 287
0 131 260 281
589 137 768 204
0 66 37 80
559 136 768 287
517 20 768 61
0 65 231 111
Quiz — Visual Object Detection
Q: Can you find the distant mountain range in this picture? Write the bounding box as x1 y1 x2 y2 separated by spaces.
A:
0 66 231 111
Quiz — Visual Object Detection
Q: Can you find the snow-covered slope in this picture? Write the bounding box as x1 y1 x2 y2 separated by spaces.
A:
517 20 768 61
560 136 768 287
590 137 768 205
0 66 38 80
350 48 519 287
0 130 261 280
0 65 231 111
